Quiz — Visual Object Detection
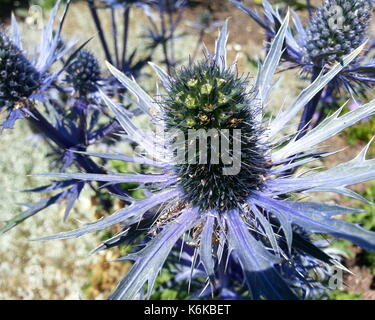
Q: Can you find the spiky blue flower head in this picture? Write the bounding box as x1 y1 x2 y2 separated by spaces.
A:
164 61 268 212
35 18 375 300
304 0 373 66
66 50 101 95
231 0 375 95
0 32 42 112
0 1 74 128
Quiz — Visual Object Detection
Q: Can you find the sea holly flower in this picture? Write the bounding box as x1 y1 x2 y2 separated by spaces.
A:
0 32 42 128
303 0 373 67
231 0 374 131
66 50 101 96
0 0 74 128
231 0 374 76
33 18 375 300
62 49 107 169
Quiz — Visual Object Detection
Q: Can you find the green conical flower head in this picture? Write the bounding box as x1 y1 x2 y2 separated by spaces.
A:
66 50 100 95
164 61 268 212
305 0 373 66
0 32 41 109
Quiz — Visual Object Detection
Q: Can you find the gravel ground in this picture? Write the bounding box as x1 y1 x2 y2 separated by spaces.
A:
0 121 99 299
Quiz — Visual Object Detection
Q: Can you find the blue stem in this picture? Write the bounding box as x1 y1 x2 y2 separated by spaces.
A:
111 7 120 67
121 6 130 69
87 0 113 64
88 120 121 145
28 107 130 200
306 0 313 19
296 68 323 139
158 0 171 74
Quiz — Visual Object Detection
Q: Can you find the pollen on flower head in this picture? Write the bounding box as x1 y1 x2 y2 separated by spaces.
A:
66 50 101 95
163 61 268 212
0 32 42 110
304 0 373 66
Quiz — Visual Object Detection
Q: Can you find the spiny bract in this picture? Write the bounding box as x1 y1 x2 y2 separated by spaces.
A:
66 50 100 95
0 32 42 109
304 0 373 66
164 62 267 212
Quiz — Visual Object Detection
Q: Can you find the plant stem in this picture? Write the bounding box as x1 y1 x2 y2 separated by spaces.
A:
87 120 121 145
87 0 113 64
28 107 129 200
191 29 205 63
306 0 313 19
158 0 171 74
121 6 130 69
296 68 323 139
111 7 120 67
166 1 176 68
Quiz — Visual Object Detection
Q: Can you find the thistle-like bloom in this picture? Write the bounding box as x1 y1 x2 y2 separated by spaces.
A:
0 0 73 128
0 32 42 124
231 0 374 134
36 19 375 300
231 0 374 91
304 0 373 67
66 50 101 95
